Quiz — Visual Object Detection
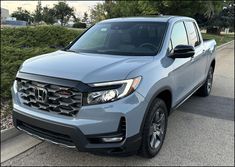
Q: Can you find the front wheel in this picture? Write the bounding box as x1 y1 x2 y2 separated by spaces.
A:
139 98 168 158
197 66 214 97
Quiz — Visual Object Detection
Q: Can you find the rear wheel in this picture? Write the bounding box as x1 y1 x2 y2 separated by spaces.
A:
139 98 168 158
197 66 214 97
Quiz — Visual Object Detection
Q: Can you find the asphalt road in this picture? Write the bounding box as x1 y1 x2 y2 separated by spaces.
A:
2 41 234 166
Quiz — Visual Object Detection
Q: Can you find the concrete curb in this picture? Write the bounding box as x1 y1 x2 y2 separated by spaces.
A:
216 40 234 51
1 127 22 142
1 132 42 163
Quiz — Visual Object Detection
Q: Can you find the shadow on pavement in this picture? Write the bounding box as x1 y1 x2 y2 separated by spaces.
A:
178 95 234 121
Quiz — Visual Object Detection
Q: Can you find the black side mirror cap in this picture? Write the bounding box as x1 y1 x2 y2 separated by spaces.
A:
170 45 195 59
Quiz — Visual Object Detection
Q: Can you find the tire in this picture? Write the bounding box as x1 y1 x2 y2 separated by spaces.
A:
197 66 214 97
139 98 168 158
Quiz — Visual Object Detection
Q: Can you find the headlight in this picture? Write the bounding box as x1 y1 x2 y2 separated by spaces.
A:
13 80 18 92
13 80 23 93
86 76 142 105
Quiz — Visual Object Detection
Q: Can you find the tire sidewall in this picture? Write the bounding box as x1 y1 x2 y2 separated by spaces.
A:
140 98 168 157
204 66 214 95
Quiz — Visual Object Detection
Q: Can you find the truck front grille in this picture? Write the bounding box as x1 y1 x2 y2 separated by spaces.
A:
17 79 82 116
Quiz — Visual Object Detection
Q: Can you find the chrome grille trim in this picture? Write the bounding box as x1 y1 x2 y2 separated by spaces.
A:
17 79 82 116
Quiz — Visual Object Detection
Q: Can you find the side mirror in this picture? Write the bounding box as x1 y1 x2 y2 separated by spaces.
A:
170 45 195 58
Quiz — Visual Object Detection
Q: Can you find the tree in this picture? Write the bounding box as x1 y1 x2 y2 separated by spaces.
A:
82 12 88 22
33 0 43 23
72 14 80 23
137 1 161 15
109 1 141 17
53 2 74 26
90 1 141 23
201 1 226 34
11 7 32 23
42 7 56 24
90 3 107 23
90 0 226 33
202 1 224 20
220 1 234 31
160 1 201 16
205 1 234 34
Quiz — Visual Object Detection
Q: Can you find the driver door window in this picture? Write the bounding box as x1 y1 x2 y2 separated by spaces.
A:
171 22 188 48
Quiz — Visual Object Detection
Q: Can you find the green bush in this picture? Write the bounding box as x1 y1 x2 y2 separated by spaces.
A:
1 25 83 48
1 46 56 101
73 22 87 28
1 26 84 102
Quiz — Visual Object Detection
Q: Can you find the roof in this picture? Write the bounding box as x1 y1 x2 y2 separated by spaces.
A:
99 16 193 23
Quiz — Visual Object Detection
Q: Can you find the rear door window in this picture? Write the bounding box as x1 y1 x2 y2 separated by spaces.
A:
185 21 201 47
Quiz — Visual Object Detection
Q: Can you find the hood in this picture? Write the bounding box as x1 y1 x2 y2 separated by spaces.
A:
20 51 153 83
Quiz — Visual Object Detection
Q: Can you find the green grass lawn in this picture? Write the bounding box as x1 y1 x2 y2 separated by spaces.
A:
202 33 234 46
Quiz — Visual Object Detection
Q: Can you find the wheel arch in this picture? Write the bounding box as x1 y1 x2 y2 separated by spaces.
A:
140 87 172 133
211 59 216 71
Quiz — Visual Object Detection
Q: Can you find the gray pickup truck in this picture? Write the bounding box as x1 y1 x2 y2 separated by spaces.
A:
12 16 216 158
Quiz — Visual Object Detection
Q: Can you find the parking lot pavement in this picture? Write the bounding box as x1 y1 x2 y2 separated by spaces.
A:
2 41 234 166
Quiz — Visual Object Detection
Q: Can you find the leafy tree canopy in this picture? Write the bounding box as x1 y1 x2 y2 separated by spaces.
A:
11 7 32 23
33 1 43 23
90 0 226 28
82 12 89 22
53 2 75 26
42 7 56 24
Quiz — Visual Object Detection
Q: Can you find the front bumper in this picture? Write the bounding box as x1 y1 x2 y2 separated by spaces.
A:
13 109 141 155
12 73 148 155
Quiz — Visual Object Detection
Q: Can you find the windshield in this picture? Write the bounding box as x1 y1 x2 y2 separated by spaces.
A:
68 22 167 56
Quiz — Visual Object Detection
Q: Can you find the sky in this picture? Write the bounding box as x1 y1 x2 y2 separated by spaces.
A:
1 1 101 17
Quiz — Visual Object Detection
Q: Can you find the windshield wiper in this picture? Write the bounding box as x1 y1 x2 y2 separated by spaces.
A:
64 49 80 53
97 49 118 53
96 49 154 56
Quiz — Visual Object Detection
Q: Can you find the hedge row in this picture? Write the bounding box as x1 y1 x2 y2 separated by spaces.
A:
1 26 84 101
1 26 83 48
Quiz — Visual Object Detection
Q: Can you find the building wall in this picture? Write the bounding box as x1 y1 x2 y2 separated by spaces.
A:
4 20 27 26
1 8 10 23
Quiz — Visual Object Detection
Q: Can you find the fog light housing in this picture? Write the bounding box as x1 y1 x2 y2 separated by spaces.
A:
102 137 123 143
